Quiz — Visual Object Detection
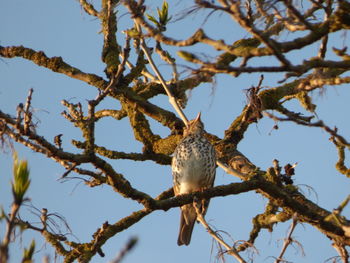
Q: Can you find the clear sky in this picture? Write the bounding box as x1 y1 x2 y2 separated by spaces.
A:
1 1 350 262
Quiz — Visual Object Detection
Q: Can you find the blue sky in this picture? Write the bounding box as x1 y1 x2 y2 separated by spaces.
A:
1 1 350 262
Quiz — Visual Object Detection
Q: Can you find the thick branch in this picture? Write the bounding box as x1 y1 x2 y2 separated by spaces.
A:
0 46 106 88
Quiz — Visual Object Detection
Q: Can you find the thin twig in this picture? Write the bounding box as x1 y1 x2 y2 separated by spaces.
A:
282 0 314 31
79 0 99 17
332 242 349 263
335 195 350 215
93 37 131 106
316 0 332 73
119 53 156 81
110 237 138 263
1 203 20 262
134 23 189 126
263 111 350 148
216 161 248 180
194 199 247 263
60 164 77 179
275 214 298 263
23 88 34 135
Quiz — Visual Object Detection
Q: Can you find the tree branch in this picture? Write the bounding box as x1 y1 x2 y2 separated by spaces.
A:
0 45 106 88
275 214 298 263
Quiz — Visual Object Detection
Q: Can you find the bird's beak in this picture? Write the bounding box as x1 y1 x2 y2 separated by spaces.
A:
194 112 201 122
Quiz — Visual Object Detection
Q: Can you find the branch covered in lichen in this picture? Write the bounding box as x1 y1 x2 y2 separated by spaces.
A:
0 45 106 88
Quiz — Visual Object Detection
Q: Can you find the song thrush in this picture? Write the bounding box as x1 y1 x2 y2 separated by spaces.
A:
172 113 216 246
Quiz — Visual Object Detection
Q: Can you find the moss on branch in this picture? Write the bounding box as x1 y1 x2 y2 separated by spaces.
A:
0 45 106 88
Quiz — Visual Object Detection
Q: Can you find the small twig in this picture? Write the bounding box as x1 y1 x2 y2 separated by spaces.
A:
23 88 34 135
154 42 180 99
216 161 248 180
335 195 350 215
60 164 78 179
110 237 138 263
1 203 20 262
193 199 247 263
54 134 63 150
86 39 131 153
120 53 156 80
135 23 189 126
273 159 281 177
316 0 332 75
332 242 349 263
275 214 298 263
229 2 293 68
325 195 350 225
41 208 48 230
263 111 350 148
140 43 188 125
94 76 117 106
24 88 33 117
93 37 131 107
79 0 99 17
15 103 23 130
282 0 314 31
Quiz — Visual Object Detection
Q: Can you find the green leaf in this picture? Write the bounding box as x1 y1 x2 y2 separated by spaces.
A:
0 206 6 221
22 240 35 263
146 14 160 27
12 152 30 205
158 1 171 26
147 1 171 31
177 51 198 62
124 28 141 38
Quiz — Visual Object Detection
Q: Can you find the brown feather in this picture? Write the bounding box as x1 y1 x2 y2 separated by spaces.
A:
177 204 197 246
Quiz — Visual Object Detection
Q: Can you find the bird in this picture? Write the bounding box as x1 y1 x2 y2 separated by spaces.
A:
172 112 216 246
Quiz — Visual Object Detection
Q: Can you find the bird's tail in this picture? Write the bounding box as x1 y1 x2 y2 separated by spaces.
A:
177 204 197 246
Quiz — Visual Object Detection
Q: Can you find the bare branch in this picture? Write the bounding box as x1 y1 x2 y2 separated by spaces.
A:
194 199 247 263
275 214 298 263
110 237 138 263
136 25 189 125
79 0 99 17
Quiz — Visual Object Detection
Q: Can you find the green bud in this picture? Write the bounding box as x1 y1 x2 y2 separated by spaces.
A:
177 51 197 62
147 1 172 32
22 240 35 263
11 152 30 205
123 28 141 38
146 14 159 27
